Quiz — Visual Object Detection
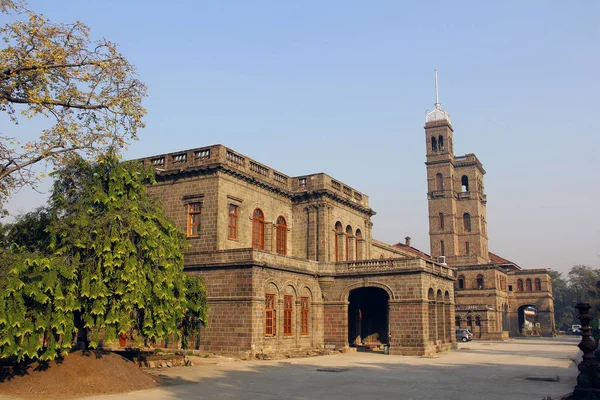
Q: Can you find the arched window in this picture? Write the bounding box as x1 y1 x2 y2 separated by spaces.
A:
476 274 484 289
534 278 542 291
525 278 532 292
436 173 443 191
345 225 353 261
467 316 473 328
252 208 265 249
334 222 343 262
475 316 481 326
455 316 461 327
438 135 444 150
431 136 438 152
276 216 287 255
355 229 363 260
458 275 465 290
439 213 444 230
265 293 276 336
463 213 472 232
461 175 469 192
517 279 523 292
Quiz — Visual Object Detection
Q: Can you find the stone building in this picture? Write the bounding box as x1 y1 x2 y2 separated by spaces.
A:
137 83 554 355
138 145 456 357
423 94 555 339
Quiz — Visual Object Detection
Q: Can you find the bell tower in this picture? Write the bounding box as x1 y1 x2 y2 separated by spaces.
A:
425 71 489 265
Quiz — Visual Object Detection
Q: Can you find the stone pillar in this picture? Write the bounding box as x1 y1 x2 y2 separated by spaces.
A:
316 204 328 262
428 301 436 342
436 300 444 344
389 300 431 356
509 311 520 337
537 310 554 337
323 301 348 349
444 302 453 343
305 206 317 261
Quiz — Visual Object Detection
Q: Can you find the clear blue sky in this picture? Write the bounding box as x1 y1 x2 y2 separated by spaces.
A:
3 1 599 274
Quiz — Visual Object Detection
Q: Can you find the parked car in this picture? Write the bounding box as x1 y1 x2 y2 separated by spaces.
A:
456 329 473 342
571 325 582 335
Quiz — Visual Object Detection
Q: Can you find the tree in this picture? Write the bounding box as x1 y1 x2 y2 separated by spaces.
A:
0 154 208 361
180 275 209 349
548 270 577 331
0 0 147 210
48 154 190 348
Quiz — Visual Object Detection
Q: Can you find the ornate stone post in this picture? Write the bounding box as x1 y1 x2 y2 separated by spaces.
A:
573 302 600 400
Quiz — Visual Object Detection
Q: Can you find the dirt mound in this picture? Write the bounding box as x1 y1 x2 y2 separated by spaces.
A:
0 350 157 398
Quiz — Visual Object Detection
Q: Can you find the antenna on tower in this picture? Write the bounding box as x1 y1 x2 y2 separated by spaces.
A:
434 69 440 110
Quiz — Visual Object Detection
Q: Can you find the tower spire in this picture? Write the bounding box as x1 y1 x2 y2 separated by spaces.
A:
426 69 451 124
434 69 440 110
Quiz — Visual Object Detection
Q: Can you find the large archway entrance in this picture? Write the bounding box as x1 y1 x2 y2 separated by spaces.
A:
348 287 389 346
518 305 540 336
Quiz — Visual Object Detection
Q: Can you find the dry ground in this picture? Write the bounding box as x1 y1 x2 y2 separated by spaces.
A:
0 337 582 400
0 350 157 399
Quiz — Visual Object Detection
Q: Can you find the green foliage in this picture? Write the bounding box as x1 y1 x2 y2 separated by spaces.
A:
180 275 209 349
550 265 600 331
548 270 577 331
0 207 51 251
49 153 189 348
0 249 78 362
0 153 208 361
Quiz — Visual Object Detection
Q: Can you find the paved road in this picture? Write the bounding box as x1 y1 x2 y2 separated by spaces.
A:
88 337 580 400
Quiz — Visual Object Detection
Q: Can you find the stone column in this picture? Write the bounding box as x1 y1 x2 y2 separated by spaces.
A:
316 204 328 262
323 301 348 349
389 300 431 356
305 206 317 261
537 310 554 337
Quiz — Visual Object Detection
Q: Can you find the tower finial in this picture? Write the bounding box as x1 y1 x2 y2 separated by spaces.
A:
434 69 440 110
426 69 452 124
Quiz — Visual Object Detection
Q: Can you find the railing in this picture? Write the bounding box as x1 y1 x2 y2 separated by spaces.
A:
273 171 288 184
141 146 370 198
172 153 187 164
249 161 269 176
194 149 211 160
430 190 445 198
151 157 164 166
226 150 245 166
456 304 494 311
458 192 471 200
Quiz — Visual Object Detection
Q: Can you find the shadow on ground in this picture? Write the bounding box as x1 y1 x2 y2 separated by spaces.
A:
132 340 579 400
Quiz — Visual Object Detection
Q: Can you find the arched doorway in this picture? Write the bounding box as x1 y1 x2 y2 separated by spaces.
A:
518 305 539 336
348 287 389 346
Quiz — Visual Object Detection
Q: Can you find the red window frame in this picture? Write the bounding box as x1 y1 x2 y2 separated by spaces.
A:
265 294 276 336
188 203 202 237
276 216 287 255
284 295 293 336
228 204 238 239
252 208 265 249
517 279 523 292
300 297 309 336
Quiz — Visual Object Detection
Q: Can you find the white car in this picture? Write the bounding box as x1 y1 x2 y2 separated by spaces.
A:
571 324 582 335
